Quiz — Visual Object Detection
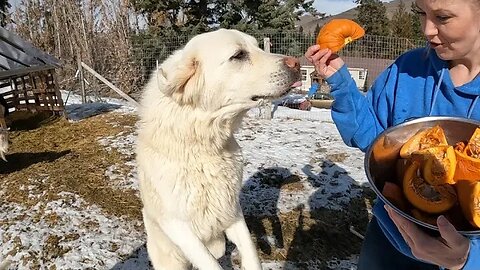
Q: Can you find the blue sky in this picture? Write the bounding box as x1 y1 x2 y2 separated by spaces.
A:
313 0 393 16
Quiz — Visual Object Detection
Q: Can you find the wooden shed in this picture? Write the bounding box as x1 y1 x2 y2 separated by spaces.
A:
0 27 63 117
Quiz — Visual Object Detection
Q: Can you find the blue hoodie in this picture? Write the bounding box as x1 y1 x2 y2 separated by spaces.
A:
326 47 480 269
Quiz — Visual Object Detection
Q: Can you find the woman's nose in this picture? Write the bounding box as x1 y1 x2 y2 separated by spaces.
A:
423 18 438 37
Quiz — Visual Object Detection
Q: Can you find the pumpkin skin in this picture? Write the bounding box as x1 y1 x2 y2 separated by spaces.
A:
316 19 365 53
399 125 448 158
403 162 457 214
382 181 409 211
456 180 480 228
414 145 457 185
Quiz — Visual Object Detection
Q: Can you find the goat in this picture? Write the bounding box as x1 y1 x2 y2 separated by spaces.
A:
0 95 9 161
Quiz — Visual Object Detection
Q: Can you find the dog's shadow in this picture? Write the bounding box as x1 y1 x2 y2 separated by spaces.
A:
0 150 71 174
109 242 238 270
283 161 374 268
240 166 297 255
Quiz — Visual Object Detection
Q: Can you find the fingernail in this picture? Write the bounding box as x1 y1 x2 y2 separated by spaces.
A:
438 215 448 226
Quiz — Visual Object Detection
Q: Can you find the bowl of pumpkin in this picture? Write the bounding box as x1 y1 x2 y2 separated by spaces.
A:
365 116 480 235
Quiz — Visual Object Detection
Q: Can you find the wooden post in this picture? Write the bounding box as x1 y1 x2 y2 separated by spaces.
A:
260 37 272 120
80 62 139 107
77 53 86 104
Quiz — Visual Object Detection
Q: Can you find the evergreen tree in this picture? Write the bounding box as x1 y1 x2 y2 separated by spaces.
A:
355 0 390 36
0 0 10 27
410 1 424 40
390 0 414 38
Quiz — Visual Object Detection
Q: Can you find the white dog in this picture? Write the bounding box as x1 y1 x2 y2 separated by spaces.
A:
136 29 301 270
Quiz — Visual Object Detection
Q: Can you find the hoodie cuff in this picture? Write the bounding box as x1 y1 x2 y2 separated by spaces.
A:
325 65 352 92
461 238 480 270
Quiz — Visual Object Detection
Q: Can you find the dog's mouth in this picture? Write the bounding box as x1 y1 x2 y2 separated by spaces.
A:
251 81 302 101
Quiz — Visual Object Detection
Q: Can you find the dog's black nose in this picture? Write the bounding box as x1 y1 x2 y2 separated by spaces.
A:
284 56 300 71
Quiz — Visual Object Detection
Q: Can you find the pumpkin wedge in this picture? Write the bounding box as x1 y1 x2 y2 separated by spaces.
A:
316 19 365 53
411 145 457 185
400 125 448 158
454 127 480 181
382 181 409 211
456 180 480 228
403 162 457 214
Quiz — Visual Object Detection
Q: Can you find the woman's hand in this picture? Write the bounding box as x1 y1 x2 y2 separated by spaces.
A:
385 205 470 270
304 45 344 79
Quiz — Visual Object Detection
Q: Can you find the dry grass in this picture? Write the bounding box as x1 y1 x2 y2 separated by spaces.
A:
0 111 142 222
0 110 376 268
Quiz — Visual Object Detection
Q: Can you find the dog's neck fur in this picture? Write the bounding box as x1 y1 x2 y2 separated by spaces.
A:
139 94 250 157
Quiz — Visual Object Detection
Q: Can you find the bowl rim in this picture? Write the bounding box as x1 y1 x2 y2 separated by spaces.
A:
364 116 480 235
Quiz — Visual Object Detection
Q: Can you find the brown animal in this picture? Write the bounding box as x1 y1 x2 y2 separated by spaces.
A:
0 98 9 161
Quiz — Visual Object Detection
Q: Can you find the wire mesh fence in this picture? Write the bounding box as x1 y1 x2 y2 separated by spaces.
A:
78 31 426 119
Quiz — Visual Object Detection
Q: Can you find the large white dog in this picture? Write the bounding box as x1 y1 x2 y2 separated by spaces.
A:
136 29 301 270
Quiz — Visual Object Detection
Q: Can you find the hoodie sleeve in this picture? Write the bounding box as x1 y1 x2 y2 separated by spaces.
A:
326 63 399 152
462 238 480 270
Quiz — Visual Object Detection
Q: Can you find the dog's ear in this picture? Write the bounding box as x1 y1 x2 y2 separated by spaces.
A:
159 53 203 105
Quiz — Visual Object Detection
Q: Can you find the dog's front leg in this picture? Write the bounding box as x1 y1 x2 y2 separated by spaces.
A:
225 215 262 270
161 219 223 270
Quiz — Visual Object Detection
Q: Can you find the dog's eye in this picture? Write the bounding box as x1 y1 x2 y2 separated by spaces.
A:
230 50 248 61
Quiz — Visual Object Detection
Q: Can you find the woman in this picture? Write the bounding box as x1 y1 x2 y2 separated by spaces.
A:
305 0 480 269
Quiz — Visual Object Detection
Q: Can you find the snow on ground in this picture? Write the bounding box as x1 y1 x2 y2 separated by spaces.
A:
1 92 369 269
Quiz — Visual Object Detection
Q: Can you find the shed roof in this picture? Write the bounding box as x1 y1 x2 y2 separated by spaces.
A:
0 27 61 80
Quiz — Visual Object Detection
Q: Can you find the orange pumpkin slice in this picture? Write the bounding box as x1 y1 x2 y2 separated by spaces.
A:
410 146 457 185
316 19 365 53
382 181 409 211
399 125 448 158
403 162 457 214
454 127 480 181
456 180 480 228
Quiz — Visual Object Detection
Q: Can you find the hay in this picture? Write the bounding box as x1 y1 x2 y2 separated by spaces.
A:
0 111 142 221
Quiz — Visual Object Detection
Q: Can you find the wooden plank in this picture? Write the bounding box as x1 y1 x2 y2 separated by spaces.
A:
0 27 62 68
81 62 139 107
0 41 43 68
0 65 56 81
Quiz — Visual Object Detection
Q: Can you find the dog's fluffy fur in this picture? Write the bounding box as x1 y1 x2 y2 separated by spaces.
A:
136 29 300 270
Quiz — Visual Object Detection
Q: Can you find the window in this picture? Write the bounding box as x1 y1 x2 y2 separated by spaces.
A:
359 70 366 80
300 69 307 81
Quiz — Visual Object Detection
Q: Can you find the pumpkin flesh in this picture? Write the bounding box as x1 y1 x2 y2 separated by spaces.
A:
399 125 448 158
456 180 480 228
417 146 457 185
403 162 457 214
454 127 480 182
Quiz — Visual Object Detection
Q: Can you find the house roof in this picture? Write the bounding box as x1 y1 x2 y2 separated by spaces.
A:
0 27 61 80
299 55 394 88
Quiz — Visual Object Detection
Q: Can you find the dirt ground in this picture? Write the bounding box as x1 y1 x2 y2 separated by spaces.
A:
0 110 376 269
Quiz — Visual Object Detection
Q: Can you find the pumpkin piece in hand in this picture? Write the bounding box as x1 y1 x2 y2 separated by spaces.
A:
403 162 457 214
316 19 365 53
399 125 448 158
